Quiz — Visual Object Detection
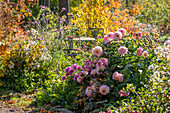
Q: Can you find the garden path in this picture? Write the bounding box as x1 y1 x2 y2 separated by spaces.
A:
0 90 73 113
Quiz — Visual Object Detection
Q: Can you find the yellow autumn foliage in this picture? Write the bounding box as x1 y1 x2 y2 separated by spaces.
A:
70 0 142 38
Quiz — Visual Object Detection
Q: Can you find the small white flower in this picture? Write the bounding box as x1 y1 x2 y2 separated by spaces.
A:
157 77 163 83
138 70 143 74
161 71 166 75
164 40 170 47
165 71 170 75
155 65 159 70
168 79 170 85
154 71 160 77
162 47 169 52
8 62 15 69
154 46 163 54
148 64 154 70
33 66 36 69
161 52 168 58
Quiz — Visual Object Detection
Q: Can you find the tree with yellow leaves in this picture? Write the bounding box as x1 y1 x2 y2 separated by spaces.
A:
70 0 142 38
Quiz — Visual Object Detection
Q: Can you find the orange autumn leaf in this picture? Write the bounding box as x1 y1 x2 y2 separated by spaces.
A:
8 101 14 104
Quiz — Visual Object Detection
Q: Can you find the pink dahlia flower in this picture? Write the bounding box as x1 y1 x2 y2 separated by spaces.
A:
72 63 78 70
137 47 143 56
118 28 126 36
92 60 98 64
62 75 66 80
85 86 93 97
118 46 128 56
107 32 114 39
112 72 119 80
73 74 79 81
85 60 92 68
90 69 98 75
65 66 71 72
78 71 83 76
65 72 69 76
103 35 108 42
142 51 149 58
99 58 108 66
113 31 122 41
118 90 125 97
138 32 142 39
68 68 75 75
96 61 106 72
117 74 124 82
125 91 129 96
77 77 83 83
76 66 82 70
119 90 129 97
107 111 112 113
99 85 110 95
82 69 89 76
104 35 113 44
106 38 112 44
107 108 110 111
112 72 124 82
92 46 103 56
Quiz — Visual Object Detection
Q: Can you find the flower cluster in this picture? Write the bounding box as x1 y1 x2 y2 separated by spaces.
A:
63 57 109 86
149 63 170 84
92 46 103 56
104 28 125 43
62 63 82 81
30 28 39 36
112 72 124 82
154 40 170 60
62 27 154 111
137 47 149 58
63 49 113 97
99 85 110 95
1 41 52 71
118 46 128 56
118 90 129 97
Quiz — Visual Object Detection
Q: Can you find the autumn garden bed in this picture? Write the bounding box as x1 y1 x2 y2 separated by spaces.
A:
0 0 169 113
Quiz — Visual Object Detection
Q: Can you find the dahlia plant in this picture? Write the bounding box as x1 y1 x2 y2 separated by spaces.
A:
62 28 155 112
105 41 170 113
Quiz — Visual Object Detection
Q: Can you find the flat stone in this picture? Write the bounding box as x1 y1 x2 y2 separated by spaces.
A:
57 108 73 113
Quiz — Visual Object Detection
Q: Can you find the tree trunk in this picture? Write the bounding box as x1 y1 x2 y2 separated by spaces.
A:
45 0 50 7
59 0 70 24
132 0 137 5
126 0 129 7
39 0 43 6
39 0 50 7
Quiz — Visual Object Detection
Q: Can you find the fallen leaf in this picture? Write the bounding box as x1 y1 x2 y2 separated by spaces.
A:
8 101 14 104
